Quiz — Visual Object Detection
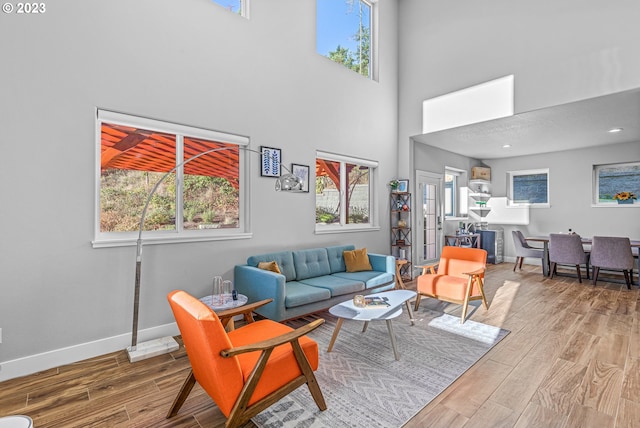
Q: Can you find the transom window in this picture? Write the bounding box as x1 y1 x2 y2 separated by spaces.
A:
315 151 378 232
316 0 373 78
94 110 249 247
593 162 640 205
507 169 549 206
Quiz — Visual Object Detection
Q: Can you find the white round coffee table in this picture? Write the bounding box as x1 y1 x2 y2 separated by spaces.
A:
327 289 416 360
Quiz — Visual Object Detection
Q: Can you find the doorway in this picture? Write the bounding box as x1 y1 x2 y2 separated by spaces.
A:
415 170 443 267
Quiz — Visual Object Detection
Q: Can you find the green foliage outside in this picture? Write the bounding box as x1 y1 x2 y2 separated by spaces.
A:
100 169 239 232
327 25 370 77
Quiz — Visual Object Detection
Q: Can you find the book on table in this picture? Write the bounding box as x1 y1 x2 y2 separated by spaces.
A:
364 296 390 308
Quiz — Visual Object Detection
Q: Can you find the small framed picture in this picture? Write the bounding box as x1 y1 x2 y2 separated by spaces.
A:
260 146 281 177
291 163 310 192
395 179 409 193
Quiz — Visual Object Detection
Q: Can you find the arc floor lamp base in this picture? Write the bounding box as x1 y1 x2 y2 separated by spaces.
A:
126 336 179 363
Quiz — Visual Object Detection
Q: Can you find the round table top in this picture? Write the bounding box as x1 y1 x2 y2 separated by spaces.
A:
199 294 248 311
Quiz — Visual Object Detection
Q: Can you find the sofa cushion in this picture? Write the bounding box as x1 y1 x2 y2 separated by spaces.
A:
257 261 281 273
325 245 356 273
284 281 332 308
299 275 365 297
293 249 331 281
332 271 394 289
343 248 373 272
247 252 296 282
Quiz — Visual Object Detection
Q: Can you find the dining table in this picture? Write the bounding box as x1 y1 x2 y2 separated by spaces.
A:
525 235 640 284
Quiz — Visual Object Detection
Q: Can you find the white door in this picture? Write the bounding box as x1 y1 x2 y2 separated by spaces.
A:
415 170 443 266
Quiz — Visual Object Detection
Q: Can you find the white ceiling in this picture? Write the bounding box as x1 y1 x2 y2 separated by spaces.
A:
411 88 640 160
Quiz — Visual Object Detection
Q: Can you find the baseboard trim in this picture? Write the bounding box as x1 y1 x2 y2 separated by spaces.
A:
0 323 180 382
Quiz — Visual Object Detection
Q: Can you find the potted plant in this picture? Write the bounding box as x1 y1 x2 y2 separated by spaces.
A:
613 191 637 204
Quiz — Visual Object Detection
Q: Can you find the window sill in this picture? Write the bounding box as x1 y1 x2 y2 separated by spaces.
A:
314 224 381 235
92 232 253 249
591 203 639 208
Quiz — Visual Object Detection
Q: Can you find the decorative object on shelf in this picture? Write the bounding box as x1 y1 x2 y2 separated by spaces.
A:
128 146 303 363
388 179 399 191
396 179 409 193
613 191 637 204
471 166 491 181
397 219 407 228
260 146 281 177
291 163 310 192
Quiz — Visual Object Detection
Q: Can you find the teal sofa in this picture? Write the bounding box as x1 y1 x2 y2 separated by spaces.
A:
234 245 396 321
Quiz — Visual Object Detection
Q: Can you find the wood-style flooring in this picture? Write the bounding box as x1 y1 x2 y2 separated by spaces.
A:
1 263 638 427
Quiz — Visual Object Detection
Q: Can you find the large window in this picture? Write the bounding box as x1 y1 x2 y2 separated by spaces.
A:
508 169 549 206
593 162 640 205
315 152 378 232
95 110 249 247
316 0 373 78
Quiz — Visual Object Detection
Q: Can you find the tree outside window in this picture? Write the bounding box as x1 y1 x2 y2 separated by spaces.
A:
316 0 372 78
315 155 374 229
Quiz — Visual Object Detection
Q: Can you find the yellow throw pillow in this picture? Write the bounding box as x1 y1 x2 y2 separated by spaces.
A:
343 248 373 272
257 261 281 274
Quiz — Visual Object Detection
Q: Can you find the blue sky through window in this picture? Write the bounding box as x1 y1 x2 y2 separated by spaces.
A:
316 0 370 56
211 0 241 14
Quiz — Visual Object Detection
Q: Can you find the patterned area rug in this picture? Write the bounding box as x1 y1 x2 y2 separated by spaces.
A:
252 309 509 428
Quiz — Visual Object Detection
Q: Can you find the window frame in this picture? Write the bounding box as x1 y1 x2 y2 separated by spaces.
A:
315 151 379 234
93 109 251 248
507 168 550 207
316 0 376 80
444 167 467 219
592 161 640 207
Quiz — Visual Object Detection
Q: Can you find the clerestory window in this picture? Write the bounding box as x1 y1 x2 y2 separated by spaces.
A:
316 0 374 79
210 0 247 17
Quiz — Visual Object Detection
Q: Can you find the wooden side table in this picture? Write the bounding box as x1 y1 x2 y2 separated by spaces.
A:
395 259 408 289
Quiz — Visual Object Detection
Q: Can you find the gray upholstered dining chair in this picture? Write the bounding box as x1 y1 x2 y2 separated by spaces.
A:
590 236 634 289
549 233 590 283
512 230 544 272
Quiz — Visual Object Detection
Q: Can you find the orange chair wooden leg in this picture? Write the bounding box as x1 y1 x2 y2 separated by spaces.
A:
460 277 473 324
166 370 196 418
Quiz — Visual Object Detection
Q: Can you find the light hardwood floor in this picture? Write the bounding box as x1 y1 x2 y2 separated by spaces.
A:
1 263 638 427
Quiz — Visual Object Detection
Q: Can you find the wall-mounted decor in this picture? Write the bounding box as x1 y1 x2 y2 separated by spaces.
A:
395 179 409 193
260 146 281 177
291 163 310 192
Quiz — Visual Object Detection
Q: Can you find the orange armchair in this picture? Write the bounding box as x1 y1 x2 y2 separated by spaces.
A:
414 246 488 323
166 290 327 428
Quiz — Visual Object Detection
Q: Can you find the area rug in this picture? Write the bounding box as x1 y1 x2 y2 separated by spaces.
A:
252 309 509 428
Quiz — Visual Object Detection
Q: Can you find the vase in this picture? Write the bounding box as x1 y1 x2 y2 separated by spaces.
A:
617 199 634 204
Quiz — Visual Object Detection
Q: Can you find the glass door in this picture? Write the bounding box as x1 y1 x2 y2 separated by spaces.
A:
415 170 443 266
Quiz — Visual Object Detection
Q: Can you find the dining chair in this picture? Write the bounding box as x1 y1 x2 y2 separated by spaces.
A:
414 246 488 323
512 230 544 272
549 233 590 282
166 290 327 428
590 236 634 289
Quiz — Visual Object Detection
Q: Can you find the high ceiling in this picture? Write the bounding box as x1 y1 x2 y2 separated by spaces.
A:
411 88 640 160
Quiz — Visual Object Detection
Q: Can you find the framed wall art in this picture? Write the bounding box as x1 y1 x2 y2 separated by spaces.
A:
291 163 310 192
395 179 409 193
260 146 281 177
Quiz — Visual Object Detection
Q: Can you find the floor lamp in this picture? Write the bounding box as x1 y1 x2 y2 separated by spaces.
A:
127 146 303 362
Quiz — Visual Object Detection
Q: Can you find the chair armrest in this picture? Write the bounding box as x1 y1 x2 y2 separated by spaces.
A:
220 318 325 358
463 267 485 276
216 299 273 326
416 263 438 275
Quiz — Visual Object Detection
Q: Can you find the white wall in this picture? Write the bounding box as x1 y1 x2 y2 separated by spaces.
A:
398 0 640 175
0 0 399 379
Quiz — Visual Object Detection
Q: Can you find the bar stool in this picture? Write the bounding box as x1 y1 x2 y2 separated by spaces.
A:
0 416 33 428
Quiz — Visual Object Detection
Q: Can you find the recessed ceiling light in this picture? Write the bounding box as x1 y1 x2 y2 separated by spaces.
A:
608 127 623 133
502 144 511 148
